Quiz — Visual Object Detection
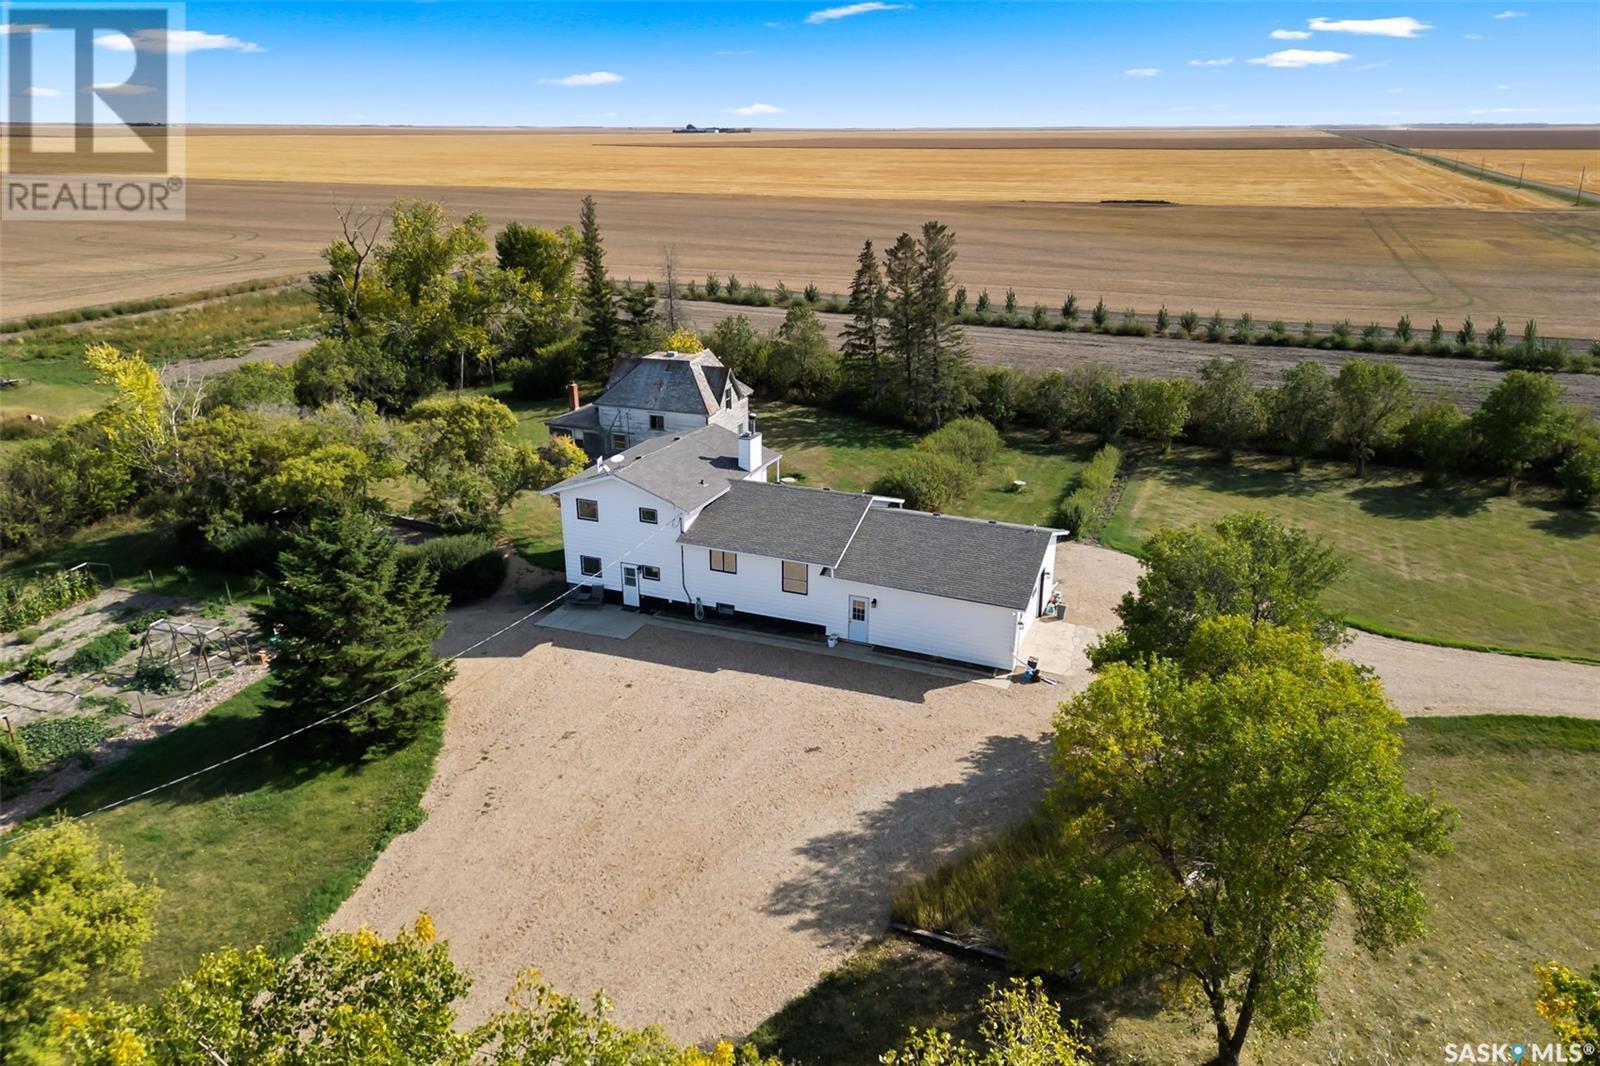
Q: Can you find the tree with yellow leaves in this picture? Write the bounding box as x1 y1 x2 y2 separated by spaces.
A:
1535 961 1600 1046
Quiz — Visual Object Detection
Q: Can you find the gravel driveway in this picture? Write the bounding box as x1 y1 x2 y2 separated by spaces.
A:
330 581 1062 1041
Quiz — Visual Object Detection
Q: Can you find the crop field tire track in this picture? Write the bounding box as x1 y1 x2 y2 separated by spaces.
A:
1361 211 1474 316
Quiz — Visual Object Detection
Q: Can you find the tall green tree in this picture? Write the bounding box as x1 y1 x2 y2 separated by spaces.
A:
1265 361 1335 471
1334 359 1414 476
910 221 972 429
883 232 924 413
1006 617 1455 1066
840 239 888 405
1092 512 1347 666
494 222 580 352
0 820 157 1061
576 195 621 376
618 281 662 353
1192 357 1261 461
1129 378 1190 455
255 509 452 743
1472 370 1566 494
766 305 839 401
1404 399 1471 487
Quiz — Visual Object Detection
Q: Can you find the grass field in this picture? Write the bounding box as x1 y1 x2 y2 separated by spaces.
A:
755 715 1600 1065
1101 447 1600 660
37 680 441 996
0 288 320 433
167 131 1552 210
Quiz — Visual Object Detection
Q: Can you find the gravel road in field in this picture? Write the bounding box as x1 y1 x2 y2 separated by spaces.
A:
679 301 1600 412
1061 541 1600 718
156 336 315 385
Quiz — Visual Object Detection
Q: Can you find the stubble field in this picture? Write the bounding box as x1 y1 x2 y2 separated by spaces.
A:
3 127 1597 335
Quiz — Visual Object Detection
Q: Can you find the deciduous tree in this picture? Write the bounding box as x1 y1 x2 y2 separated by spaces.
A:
1265 361 1335 471
1192 357 1261 461
1006 618 1455 1066
1472 370 1566 494
1334 359 1414 476
880 979 1092 1065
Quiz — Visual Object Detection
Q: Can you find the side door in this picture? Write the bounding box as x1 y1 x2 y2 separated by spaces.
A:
621 563 641 608
846 596 869 642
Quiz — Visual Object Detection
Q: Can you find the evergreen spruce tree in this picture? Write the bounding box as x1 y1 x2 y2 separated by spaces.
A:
840 240 888 405
911 221 972 429
883 232 924 414
576 195 620 375
619 280 660 351
256 509 452 745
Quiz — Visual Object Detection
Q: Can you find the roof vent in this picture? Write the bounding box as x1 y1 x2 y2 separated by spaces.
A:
608 453 625 464
699 478 706 485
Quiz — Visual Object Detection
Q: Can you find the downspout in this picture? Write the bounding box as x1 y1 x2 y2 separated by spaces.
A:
678 514 694 606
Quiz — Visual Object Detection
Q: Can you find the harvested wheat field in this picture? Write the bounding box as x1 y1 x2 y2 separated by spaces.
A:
177 129 1551 208
1425 150 1599 191
3 128 1597 334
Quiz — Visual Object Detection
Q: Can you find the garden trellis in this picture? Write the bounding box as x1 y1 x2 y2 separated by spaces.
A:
135 619 254 691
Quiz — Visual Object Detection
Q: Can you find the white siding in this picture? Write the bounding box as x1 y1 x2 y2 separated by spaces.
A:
1012 538 1059 664
554 480 693 595
681 548 1025 670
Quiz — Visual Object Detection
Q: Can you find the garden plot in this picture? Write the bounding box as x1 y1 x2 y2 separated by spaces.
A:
0 583 263 823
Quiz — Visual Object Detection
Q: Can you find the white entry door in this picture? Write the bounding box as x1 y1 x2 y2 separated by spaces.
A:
621 564 640 608
847 596 869 642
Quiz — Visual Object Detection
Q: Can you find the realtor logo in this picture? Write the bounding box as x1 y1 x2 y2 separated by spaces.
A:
2 2 187 220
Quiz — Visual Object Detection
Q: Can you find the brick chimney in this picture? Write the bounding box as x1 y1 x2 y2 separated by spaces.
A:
566 381 581 411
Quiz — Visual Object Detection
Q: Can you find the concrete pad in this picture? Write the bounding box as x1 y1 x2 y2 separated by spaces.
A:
536 604 646 640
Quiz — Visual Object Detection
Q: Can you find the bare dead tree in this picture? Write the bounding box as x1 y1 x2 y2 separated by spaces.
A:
330 202 385 332
661 245 679 331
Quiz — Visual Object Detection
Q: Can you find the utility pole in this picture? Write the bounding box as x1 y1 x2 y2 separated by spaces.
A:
1517 162 1525 189
1577 167 1588 207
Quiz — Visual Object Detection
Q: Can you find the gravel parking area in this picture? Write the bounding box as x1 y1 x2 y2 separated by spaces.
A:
330 604 1062 1041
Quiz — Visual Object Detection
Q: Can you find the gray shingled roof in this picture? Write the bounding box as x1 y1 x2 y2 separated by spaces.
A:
678 481 874 567
598 350 735 417
835 509 1057 610
540 424 768 512
546 403 601 432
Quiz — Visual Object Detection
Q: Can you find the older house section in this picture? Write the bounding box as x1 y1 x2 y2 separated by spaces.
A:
546 348 753 460
542 424 1064 671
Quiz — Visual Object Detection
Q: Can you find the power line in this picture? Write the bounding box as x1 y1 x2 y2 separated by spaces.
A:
2 517 681 845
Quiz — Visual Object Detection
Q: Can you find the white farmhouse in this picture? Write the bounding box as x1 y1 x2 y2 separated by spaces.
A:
540 423 1064 671
545 348 752 460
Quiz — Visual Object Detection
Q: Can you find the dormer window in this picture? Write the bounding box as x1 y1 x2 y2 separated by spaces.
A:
649 414 665 431
724 391 733 410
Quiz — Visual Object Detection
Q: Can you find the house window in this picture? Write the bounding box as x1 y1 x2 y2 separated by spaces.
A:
709 549 737 574
579 555 602 577
781 560 808 595
649 414 665 431
724 393 733 410
638 507 658 525
640 565 661 582
575 498 599 522
610 432 628 452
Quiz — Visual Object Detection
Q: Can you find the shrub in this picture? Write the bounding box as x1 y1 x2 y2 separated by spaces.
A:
507 335 585 400
703 273 721 297
401 534 508 605
1116 309 1150 337
14 626 41 645
1204 311 1226 342
1557 439 1600 507
1056 444 1122 539
1230 313 1256 344
874 451 975 512
63 626 132 676
202 361 295 413
14 652 51 682
206 522 289 575
0 569 101 634
1155 305 1170 333
1005 288 1018 314
1178 308 1200 337
917 417 1004 471
133 662 183 694
1091 298 1109 329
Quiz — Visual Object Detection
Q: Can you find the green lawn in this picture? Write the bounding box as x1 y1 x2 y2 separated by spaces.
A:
754 715 1600 1065
757 403 1089 528
0 512 256 603
38 680 440 997
1102 447 1600 661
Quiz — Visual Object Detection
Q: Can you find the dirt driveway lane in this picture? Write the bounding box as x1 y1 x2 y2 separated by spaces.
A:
1060 542 1600 719
330 618 1061 1041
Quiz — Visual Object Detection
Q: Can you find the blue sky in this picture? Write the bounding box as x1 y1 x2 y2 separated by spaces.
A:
6 1 1598 127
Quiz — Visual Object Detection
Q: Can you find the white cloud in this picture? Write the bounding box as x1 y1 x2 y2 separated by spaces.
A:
539 71 623 87
1189 57 1234 67
23 85 60 97
1493 10 1527 18
0 22 47 34
728 102 783 116
1469 106 1539 114
805 2 910 24
1270 28 1313 39
96 28 263 53
713 49 755 56
88 82 156 95
1306 16 1431 37
1495 83 1510 90
1248 49 1353 68
1124 67 1160 77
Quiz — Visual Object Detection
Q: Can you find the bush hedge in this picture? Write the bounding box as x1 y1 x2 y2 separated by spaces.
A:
0 569 100 633
874 451 975 513
1057 444 1123 539
401 534 508 605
